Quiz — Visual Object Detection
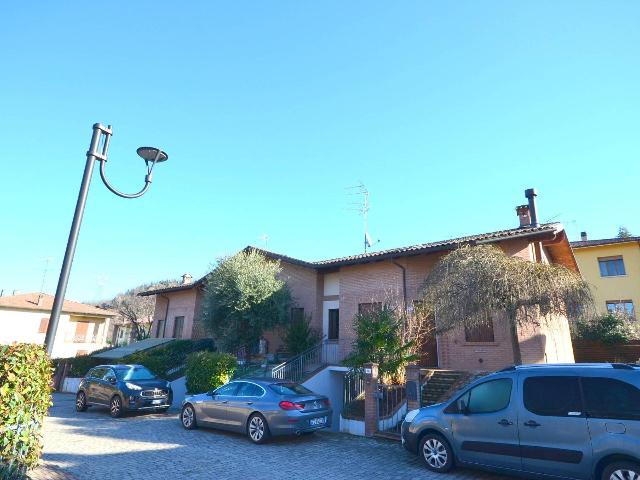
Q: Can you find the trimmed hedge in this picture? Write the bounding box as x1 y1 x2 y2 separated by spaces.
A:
0 344 52 478
57 338 216 379
185 351 237 394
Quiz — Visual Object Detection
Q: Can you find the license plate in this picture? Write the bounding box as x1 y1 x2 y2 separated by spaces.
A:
309 417 326 426
152 399 163 405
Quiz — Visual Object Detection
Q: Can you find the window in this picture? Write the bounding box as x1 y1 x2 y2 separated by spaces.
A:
87 367 104 379
269 383 313 396
582 377 640 421
446 379 512 414
73 321 89 343
464 315 495 343
173 316 184 339
38 317 49 334
524 376 582 417
328 309 339 340
291 307 304 322
214 383 240 396
102 369 117 382
156 319 165 338
606 301 635 318
115 366 156 381
358 302 382 315
237 382 265 397
599 256 626 277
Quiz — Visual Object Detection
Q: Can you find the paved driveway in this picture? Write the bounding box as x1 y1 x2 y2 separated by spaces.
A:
39 394 517 480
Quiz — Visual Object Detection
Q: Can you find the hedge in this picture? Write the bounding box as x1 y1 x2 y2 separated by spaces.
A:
185 351 237 394
0 344 52 478
56 338 216 379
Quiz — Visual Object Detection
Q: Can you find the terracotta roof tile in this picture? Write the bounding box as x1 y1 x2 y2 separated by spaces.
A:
570 236 640 249
0 293 116 317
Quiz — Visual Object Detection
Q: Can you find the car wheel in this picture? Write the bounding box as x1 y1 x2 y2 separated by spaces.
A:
602 461 640 480
75 391 88 412
247 413 270 444
181 404 197 430
419 433 454 473
109 395 123 418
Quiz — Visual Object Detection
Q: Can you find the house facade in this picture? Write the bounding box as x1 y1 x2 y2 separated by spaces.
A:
0 293 115 358
141 202 579 372
570 233 640 319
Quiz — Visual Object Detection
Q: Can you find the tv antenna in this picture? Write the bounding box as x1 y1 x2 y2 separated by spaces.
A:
37 257 53 303
346 182 377 253
259 233 270 249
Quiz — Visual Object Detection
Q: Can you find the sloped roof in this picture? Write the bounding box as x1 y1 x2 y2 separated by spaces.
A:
138 222 567 297
570 236 640 249
0 293 116 317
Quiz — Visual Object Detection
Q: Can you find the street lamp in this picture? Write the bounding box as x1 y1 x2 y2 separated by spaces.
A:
44 123 168 356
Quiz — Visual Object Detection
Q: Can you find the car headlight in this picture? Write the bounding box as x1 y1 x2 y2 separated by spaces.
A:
404 408 420 424
125 382 142 391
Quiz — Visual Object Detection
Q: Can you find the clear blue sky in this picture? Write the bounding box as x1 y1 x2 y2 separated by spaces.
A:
1 1 639 303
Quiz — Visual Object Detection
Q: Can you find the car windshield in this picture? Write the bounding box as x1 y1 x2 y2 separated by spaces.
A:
116 366 156 381
269 383 312 395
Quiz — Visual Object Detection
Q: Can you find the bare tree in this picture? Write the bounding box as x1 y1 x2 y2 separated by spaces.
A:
420 245 594 364
104 280 178 342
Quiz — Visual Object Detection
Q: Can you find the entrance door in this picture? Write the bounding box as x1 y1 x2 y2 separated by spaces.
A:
420 314 438 367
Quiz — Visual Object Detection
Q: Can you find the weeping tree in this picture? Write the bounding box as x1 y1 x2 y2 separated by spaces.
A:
421 245 594 365
201 250 292 352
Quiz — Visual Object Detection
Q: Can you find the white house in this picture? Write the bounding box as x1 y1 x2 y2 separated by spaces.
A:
0 292 115 358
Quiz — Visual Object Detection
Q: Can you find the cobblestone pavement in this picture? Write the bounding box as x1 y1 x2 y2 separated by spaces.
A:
40 393 517 480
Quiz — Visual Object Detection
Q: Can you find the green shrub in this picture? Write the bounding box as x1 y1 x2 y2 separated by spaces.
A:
0 344 52 478
344 305 418 384
66 355 103 377
126 339 215 380
185 351 237 394
575 313 633 344
283 314 320 356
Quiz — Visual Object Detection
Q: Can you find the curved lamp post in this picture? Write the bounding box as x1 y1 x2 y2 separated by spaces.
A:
44 123 168 355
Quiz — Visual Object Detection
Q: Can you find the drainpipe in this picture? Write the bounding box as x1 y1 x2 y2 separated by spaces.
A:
159 294 170 338
391 259 407 312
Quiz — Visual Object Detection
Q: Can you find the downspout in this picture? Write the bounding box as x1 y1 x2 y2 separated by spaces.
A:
159 294 170 338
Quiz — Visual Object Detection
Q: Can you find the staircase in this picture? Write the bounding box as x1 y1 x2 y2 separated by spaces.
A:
420 370 467 406
271 338 341 382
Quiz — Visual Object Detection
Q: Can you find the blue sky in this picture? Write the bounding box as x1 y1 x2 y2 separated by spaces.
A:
1 1 639 302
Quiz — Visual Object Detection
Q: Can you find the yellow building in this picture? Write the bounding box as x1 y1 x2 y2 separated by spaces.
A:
571 233 640 319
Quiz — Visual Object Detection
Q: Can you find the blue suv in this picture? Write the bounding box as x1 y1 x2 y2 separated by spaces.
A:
402 363 640 480
76 364 173 418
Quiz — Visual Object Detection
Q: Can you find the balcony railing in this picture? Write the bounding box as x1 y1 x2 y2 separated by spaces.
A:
271 337 342 382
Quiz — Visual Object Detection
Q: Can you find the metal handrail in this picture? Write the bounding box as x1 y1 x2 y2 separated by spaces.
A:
271 336 340 381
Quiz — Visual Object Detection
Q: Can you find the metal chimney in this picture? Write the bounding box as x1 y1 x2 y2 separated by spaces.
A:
524 188 539 227
580 231 588 241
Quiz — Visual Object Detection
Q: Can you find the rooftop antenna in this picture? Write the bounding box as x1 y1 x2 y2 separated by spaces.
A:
37 257 53 304
346 182 377 253
259 233 269 249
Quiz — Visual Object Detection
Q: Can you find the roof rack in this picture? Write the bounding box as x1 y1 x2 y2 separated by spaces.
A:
498 365 517 372
611 363 636 370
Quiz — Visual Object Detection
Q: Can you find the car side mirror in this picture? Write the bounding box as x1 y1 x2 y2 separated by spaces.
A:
108 377 117 385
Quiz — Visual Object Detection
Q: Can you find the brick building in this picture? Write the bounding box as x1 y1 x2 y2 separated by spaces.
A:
140 202 579 372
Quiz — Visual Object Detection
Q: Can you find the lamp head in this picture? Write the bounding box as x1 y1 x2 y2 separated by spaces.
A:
136 147 168 163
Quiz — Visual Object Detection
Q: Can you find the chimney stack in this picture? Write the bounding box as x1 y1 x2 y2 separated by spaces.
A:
516 205 531 227
580 231 588 241
524 188 539 227
181 273 193 285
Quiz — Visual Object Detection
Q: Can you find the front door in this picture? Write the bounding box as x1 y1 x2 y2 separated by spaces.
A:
518 375 592 480
447 377 522 473
200 382 239 427
226 382 266 430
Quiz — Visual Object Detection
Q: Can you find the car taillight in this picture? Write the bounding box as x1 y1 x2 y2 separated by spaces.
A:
279 400 304 410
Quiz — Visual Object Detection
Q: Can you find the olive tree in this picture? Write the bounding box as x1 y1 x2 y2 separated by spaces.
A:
421 245 593 364
201 250 292 352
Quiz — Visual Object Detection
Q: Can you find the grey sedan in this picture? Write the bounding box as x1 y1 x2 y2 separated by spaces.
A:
181 378 332 443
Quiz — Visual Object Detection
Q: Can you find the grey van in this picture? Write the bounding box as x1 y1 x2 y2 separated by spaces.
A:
402 364 640 480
